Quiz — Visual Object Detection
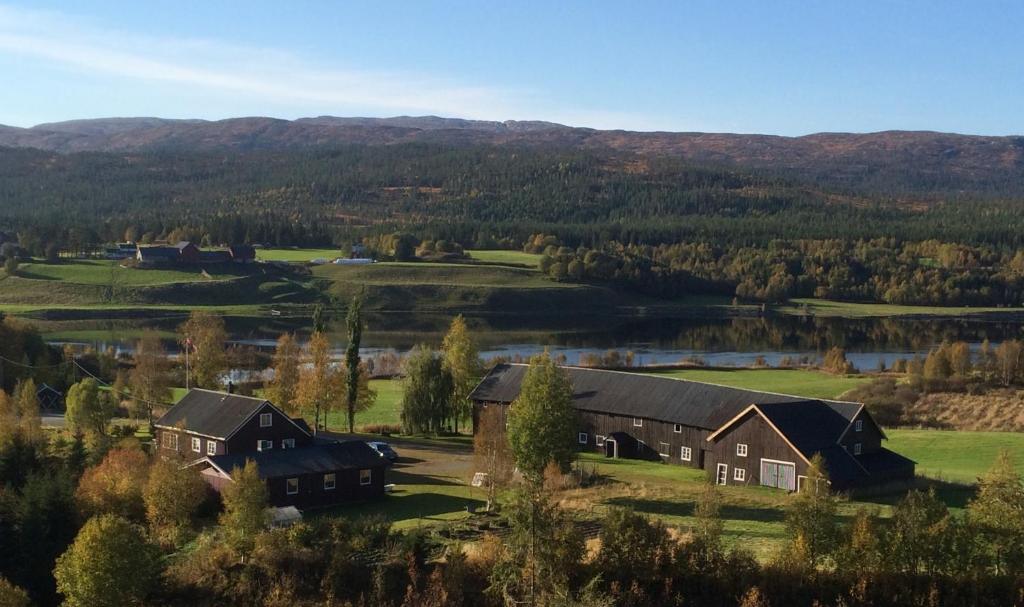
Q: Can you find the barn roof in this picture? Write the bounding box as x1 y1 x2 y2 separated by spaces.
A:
136 246 179 259
756 401 861 457
155 389 308 439
205 441 385 479
469 363 839 429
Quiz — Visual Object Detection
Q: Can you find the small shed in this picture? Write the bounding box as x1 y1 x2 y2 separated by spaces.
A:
174 241 201 264
36 383 65 413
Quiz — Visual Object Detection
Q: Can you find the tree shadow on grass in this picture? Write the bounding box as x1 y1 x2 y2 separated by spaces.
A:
387 469 464 487
604 496 787 524
857 478 976 510
14 270 60 281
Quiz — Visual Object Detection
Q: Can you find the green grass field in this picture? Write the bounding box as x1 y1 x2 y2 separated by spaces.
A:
256 248 344 262
325 379 404 430
15 259 247 286
781 298 1021 318
466 249 542 268
885 429 1024 484
644 368 870 400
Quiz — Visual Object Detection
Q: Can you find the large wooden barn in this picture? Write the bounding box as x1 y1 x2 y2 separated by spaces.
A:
470 364 914 491
155 389 387 508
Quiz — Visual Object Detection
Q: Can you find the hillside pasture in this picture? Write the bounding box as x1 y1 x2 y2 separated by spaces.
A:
256 248 345 262
885 428 1024 484
644 367 871 400
466 249 542 268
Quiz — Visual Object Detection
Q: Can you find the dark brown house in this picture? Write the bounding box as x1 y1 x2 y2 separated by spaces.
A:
154 389 313 459
470 364 913 492
156 389 388 508
193 441 387 508
229 245 256 263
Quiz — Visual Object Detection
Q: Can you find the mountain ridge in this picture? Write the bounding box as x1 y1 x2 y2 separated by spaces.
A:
2 115 1024 197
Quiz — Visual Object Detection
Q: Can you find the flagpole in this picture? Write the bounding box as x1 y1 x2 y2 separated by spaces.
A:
185 337 190 391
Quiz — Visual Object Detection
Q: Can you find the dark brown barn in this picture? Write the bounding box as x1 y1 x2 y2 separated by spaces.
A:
470 364 913 492
192 440 387 508
229 245 256 263
174 241 201 264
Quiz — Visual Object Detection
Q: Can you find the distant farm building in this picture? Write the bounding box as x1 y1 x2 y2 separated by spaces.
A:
470 364 914 492
229 244 256 263
135 241 256 267
155 389 387 508
36 383 65 414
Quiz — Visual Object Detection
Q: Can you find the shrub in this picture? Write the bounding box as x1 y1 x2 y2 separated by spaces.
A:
359 423 402 435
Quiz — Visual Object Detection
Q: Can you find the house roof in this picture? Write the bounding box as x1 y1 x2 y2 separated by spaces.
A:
470 363 830 429
137 246 179 259
229 244 256 258
155 388 307 440
204 441 385 479
174 241 197 250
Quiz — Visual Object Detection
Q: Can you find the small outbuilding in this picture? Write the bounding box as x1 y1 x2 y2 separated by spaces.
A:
36 383 65 413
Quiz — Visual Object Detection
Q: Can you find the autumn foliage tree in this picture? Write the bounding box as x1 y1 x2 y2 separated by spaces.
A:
179 311 228 389
507 352 576 484
129 331 172 423
75 446 150 521
264 333 301 415
219 460 269 555
441 314 481 434
295 331 342 432
144 458 209 547
54 514 160 607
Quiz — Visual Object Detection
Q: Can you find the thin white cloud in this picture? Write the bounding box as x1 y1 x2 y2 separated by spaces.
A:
0 4 541 123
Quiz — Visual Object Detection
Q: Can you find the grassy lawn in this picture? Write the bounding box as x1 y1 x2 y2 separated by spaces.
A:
466 249 542 268
256 248 344 262
313 262 571 289
643 368 871 400
325 379 404 430
16 259 247 286
780 298 1021 318
885 429 1024 484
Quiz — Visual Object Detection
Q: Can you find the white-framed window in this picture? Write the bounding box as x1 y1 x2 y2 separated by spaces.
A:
282 438 295 449
286 478 298 495
673 424 683 433
191 437 201 453
161 432 178 451
324 473 336 491
680 446 692 461
595 435 606 447
734 467 746 482
854 443 862 455
259 412 273 428
578 433 588 444
206 440 217 456
658 442 670 457
633 417 643 428
257 439 273 451
855 419 863 432
736 443 748 457
359 469 372 486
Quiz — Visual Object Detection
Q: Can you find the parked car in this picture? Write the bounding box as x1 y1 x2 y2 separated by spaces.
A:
366 441 399 463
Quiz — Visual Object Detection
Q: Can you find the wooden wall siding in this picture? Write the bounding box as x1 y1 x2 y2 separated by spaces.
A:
224 404 313 455
264 465 386 509
473 401 708 469
837 410 883 454
576 410 708 468
705 413 807 487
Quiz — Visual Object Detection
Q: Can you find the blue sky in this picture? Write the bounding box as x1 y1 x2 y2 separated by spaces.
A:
1 1 1022 135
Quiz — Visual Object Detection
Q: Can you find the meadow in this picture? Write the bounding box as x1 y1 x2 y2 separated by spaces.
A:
644 367 871 400
885 428 1024 484
466 249 542 268
14 259 248 285
256 248 345 262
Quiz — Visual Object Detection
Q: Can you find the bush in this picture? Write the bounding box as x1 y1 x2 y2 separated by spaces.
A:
358 423 402 435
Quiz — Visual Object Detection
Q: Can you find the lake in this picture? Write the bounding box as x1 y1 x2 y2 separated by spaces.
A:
39 312 1024 371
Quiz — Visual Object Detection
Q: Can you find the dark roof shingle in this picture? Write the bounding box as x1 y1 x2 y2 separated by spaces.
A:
208 441 385 478
470 363 847 430
155 389 273 439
